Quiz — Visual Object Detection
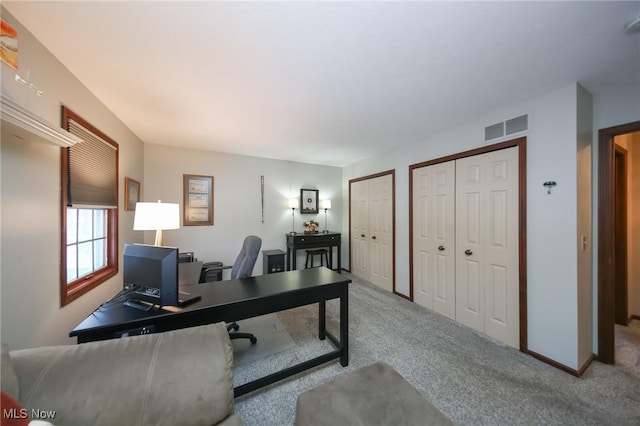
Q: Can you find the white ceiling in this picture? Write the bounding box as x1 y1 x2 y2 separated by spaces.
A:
4 1 640 167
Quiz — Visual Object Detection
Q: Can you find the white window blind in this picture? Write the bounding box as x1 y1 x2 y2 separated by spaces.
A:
67 119 118 208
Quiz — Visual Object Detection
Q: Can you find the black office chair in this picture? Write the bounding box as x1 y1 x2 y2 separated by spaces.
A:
204 235 262 344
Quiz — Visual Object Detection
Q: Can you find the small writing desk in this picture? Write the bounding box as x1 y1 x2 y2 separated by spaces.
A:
70 268 350 397
286 232 341 272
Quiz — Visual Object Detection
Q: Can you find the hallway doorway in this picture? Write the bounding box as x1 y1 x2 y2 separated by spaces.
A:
598 121 640 365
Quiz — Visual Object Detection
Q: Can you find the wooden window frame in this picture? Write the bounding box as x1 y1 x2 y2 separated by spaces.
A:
60 106 118 306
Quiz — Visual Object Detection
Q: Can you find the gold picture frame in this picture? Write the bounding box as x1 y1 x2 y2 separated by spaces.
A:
183 174 214 226
124 177 140 211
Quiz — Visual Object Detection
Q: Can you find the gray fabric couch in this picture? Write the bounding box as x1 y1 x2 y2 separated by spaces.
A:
1 322 240 426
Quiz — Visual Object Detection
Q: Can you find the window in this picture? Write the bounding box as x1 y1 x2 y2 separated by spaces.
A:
60 107 118 306
66 208 107 282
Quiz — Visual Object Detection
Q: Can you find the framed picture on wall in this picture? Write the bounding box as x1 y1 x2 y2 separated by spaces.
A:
300 188 319 214
183 174 214 226
124 177 140 211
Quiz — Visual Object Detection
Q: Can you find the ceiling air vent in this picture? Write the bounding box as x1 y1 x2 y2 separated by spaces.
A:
505 114 528 135
484 122 504 141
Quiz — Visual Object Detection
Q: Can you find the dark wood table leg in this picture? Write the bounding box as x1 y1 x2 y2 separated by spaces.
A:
286 246 291 271
340 286 349 366
292 247 297 270
319 300 326 340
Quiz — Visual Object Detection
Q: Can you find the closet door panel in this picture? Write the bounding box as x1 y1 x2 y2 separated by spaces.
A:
413 168 433 308
369 175 393 292
412 162 455 319
483 148 519 348
351 180 369 279
456 155 485 330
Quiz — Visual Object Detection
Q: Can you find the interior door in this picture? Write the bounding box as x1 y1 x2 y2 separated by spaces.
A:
412 161 456 319
369 174 393 292
456 147 519 348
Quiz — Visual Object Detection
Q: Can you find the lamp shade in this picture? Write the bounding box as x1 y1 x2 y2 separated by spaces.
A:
289 198 299 209
133 202 180 230
321 199 332 209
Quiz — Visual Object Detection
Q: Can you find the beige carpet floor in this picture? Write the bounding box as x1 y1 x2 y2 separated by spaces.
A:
615 319 640 379
233 272 640 426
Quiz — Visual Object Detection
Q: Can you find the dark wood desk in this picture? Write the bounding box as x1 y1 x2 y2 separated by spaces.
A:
70 268 350 397
286 232 341 272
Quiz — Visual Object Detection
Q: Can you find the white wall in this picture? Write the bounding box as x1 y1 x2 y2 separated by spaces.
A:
343 84 583 369
143 144 342 273
0 8 144 350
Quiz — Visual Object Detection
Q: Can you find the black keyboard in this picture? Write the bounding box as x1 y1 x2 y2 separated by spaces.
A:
177 291 201 306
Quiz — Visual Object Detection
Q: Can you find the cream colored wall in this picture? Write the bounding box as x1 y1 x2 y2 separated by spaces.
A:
0 8 144 350
142 144 343 274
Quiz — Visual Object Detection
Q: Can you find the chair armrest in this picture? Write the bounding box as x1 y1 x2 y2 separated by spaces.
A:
201 263 232 282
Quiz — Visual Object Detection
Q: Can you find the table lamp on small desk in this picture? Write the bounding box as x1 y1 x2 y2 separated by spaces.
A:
133 200 180 246
321 199 332 233
289 198 299 235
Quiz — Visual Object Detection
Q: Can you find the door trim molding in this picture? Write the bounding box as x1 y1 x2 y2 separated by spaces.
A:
614 145 628 326
348 169 396 295
408 137 528 351
597 120 640 364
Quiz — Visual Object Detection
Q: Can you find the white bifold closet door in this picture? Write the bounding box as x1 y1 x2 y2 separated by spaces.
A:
412 161 456 320
412 147 519 348
351 174 393 292
455 147 519 348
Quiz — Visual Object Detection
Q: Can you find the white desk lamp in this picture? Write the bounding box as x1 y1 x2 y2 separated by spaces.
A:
133 200 180 246
321 199 332 233
289 198 298 235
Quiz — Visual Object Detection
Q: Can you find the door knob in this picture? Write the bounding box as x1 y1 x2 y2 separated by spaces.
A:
464 249 473 256
438 245 445 251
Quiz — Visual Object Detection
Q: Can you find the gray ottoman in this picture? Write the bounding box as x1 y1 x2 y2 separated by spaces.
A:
295 361 454 426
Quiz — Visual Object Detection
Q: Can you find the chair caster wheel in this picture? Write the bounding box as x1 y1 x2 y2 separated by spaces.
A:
231 323 239 331
250 336 257 344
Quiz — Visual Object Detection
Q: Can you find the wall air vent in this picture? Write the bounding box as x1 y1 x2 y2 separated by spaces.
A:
484 114 529 142
484 122 504 141
1 94 82 147
505 114 528 135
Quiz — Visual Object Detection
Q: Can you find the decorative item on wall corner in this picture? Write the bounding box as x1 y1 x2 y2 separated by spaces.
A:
183 174 214 226
543 181 557 194
124 177 141 211
300 188 319 214
1 20 18 70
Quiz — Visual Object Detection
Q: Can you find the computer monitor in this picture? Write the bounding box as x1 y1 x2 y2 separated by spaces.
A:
123 243 179 309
